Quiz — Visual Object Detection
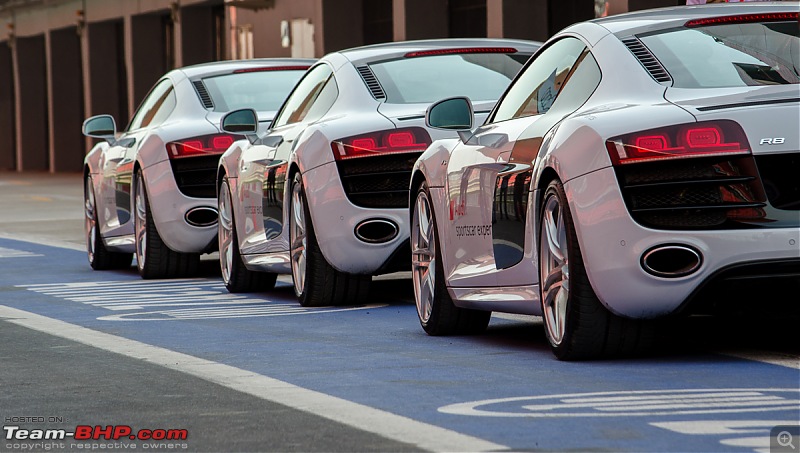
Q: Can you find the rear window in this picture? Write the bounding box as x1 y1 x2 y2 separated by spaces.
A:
369 53 530 104
202 69 308 112
640 20 799 88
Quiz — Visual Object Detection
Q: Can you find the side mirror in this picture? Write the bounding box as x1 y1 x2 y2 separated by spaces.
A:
82 115 117 141
222 108 258 135
426 97 473 131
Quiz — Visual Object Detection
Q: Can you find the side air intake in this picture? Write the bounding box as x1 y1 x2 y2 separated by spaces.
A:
356 65 386 100
192 80 214 109
622 37 672 84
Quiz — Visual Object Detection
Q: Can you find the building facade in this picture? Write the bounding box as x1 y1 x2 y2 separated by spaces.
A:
0 0 683 172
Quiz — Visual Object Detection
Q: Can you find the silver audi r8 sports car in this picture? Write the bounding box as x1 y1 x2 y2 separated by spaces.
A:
410 3 800 360
82 59 313 278
217 39 541 305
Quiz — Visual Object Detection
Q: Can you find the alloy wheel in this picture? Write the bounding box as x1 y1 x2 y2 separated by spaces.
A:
134 175 148 271
218 181 234 285
540 191 570 345
84 177 97 263
411 190 436 324
290 181 307 297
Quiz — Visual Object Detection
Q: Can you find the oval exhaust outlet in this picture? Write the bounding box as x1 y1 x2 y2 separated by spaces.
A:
641 244 702 278
355 219 398 244
185 207 218 227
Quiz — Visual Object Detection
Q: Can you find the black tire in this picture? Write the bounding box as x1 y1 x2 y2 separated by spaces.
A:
218 177 277 293
134 169 200 279
289 173 371 307
538 178 655 360
411 182 491 335
84 175 133 270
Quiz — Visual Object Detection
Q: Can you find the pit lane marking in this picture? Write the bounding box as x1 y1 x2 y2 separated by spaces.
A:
0 305 506 452
651 420 799 453
17 279 386 320
438 389 800 418
0 246 44 258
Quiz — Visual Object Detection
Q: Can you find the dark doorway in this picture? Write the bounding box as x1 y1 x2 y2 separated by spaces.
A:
50 26 85 172
449 0 487 38
182 3 226 66
0 44 15 170
132 11 174 107
89 19 129 129
548 0 594 37
16 35 49 171
363 0 393 45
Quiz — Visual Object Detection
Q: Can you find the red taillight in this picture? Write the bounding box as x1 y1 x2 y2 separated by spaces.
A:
167 133 237 159
606 121 751 166
685 12 798 28
233 66 311 73
332 127 432 161
404 47 518 58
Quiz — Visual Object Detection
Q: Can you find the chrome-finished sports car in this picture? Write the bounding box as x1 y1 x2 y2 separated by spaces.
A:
217 39 541 305
82 59 313 278
410 4 800 359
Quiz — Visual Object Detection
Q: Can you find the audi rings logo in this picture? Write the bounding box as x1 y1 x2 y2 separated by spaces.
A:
438 389 800 418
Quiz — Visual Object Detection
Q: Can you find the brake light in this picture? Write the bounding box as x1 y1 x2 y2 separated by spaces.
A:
404 47 518 58
233 66 311 73
685 12 798 28
606 121 751 166
332 127 432 161
167 133 236 159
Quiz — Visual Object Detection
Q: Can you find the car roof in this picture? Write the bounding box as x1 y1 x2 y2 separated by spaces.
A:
176 58 317 79
332 38 543 65
590 2 798 35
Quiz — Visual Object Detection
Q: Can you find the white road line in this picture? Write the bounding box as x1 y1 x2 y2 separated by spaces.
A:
716 350 800 370
0 305 507 453
0 246 44 258
0 233 84 251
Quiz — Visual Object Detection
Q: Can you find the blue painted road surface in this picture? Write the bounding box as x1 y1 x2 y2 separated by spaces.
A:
1 237 798 452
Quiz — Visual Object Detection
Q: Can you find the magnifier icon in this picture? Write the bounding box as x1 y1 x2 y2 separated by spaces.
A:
778 431 796 450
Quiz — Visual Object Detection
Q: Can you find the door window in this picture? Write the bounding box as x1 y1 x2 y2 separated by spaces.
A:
491 37 587 122
127 79 176 131
272 64 336 128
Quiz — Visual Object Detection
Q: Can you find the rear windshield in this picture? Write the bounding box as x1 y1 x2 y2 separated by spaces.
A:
369 53 531 104
640 20 799 88
202 70 307 112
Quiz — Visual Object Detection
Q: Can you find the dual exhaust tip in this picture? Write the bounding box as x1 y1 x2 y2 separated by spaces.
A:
185 206 218 227
641 244 702 278
355 218 398 244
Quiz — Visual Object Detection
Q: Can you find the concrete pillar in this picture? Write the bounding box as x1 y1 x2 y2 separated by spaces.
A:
172 3 183 69
0 43 15 171
49 26 85 172
392 0 448 41
14 35 49 171
81 11 93 156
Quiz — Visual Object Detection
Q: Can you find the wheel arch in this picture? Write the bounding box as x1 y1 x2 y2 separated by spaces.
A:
409 169 427 217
